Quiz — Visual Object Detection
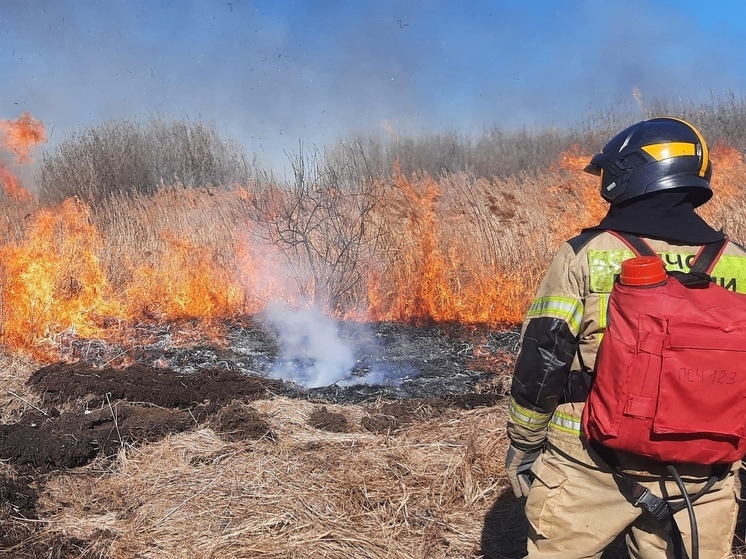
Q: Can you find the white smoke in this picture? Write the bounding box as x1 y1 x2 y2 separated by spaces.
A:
240 231 410 389
261 302 410 389
262 302 355 388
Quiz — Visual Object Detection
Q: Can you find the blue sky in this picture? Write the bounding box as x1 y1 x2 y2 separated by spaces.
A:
2 0 746 174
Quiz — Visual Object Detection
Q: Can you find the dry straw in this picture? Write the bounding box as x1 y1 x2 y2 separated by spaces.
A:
38 398 510 559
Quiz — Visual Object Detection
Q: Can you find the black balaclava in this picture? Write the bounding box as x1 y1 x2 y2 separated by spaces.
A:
584 190 724 245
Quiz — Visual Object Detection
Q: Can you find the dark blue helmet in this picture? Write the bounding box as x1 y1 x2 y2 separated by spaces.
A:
584 118 712 207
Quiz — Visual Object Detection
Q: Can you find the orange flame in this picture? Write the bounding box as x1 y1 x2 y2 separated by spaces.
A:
0 112 47 163
0 112 47 201
548 145 607 239
0 166 32 202
709 144 743 200
698 144 746 223
0 199 121 353
0 136 743 358
125 232 245 323
364 162 529 326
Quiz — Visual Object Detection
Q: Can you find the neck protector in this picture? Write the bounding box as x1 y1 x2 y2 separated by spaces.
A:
584 191 724 244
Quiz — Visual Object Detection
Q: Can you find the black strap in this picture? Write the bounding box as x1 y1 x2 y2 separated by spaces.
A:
569 230 602 254
689 237 728 276
590 442 691 559
626 480 690 559
609 231 657 257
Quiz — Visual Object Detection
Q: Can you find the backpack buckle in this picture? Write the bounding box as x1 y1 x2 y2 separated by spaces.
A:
631 484 670 521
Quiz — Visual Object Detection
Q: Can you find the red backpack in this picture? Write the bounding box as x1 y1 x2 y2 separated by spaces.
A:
582 232 746 465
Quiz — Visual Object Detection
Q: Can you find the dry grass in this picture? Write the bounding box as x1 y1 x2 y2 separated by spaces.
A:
37 117 254 204
34 398 510 559
12 391 744 558
0 351 41 423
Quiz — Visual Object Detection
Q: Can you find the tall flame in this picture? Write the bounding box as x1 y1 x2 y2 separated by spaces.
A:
0 199 121 352
125 232 245 323
365 162 529 326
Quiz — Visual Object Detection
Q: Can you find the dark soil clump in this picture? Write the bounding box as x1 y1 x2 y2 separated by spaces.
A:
0 404 195 473
0 474 43 558
446 392 503 409
0 475 37 521
361 393 502 434
0 532 99 559
209 400 274 442
361 414 399 434
308 406 350 433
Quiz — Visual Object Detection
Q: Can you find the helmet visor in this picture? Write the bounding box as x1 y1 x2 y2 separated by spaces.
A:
584 151 607 176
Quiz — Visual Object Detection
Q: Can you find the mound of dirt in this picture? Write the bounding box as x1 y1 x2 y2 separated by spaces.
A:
11 361 504 474
0 405 194 473
27 362 284 409
308 406 350 432
0 475 37 521
208 400 275 442
0 474 40 558
0 362 293 475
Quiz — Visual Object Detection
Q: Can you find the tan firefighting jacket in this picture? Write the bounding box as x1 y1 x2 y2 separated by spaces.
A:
507 230 746 452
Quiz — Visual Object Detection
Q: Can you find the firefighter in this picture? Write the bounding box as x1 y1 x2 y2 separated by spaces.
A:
505 117 746 558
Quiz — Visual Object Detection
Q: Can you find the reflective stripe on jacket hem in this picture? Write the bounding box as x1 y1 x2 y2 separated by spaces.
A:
549 410 582 435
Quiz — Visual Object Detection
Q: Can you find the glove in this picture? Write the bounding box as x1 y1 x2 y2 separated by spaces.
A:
505 444 542 498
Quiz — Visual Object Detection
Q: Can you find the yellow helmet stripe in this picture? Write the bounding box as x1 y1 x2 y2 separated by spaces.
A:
668 118 710 177
641 142 696 161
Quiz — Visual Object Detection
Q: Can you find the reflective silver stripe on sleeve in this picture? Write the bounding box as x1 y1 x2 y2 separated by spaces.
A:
508 397 552 430
525 296 583 337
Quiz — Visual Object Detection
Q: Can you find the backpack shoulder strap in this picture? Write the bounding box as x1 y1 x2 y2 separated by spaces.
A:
605 231 728 276
605 231 657 257
689 237 728 276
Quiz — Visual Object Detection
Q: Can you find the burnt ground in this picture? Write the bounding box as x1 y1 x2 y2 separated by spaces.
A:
4 319 518 475
0 318 519 557
55 319 522 403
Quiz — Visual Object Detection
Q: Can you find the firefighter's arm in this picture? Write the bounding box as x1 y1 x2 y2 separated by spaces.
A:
507 242 584 450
